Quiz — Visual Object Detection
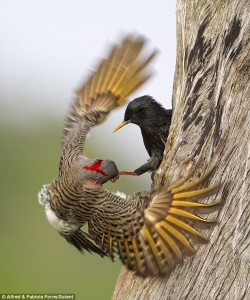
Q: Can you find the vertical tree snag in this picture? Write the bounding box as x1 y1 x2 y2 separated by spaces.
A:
113 1 250 299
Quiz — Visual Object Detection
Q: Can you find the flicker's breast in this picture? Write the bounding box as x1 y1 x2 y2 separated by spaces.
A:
45 202 79 234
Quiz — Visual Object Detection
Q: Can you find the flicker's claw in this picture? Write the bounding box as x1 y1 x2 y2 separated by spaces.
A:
119 171 138 176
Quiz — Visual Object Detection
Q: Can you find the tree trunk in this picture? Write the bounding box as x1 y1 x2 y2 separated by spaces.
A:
112 0 250 299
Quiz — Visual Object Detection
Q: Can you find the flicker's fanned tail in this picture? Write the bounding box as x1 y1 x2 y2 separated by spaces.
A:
114 170 221 276
65 36 157 131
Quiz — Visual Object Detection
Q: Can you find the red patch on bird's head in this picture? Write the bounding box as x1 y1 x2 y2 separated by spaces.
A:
83 160 107 176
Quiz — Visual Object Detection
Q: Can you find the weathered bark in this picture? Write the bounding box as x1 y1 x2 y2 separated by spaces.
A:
112 0 250 299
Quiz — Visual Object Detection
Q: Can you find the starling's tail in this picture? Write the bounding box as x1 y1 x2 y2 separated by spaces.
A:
119 169 222 276
70 35 157 125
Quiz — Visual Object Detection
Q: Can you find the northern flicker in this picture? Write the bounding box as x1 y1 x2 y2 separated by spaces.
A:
113 95 172 175
38 35 221 277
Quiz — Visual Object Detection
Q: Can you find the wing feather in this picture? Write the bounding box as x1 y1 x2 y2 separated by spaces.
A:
62 36 156 148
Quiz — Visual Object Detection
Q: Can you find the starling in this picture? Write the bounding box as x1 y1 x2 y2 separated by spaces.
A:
38 35 221 276
113 95 172 175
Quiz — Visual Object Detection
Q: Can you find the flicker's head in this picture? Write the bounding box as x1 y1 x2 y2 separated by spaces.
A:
113 95 165 132
73 158 119 188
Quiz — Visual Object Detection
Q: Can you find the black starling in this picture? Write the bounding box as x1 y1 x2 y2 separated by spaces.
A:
113 95 172 175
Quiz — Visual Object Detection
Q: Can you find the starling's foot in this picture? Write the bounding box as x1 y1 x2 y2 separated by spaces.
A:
119 171 138 176
134 154 161 175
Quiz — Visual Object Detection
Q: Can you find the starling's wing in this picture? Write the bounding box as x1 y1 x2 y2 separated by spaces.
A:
89 169 222 276
62 35 157 152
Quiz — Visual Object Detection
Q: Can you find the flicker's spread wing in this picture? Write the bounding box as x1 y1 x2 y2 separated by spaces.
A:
88 169 221 276
133 171 221 276
62 35 157 151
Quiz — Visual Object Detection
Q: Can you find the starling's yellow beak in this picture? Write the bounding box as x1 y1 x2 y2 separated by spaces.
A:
113 120 130 133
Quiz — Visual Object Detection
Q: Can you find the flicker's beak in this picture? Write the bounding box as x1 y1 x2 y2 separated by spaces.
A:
113 120 130 133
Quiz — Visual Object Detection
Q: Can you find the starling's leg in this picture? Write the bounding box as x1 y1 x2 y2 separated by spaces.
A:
134 154 161 175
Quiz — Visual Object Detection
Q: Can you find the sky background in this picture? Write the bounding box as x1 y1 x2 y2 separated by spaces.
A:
0 1 176 299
